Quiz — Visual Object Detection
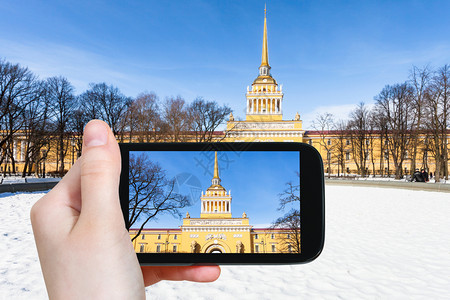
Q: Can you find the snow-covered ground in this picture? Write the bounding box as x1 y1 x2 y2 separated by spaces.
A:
0 177 60 184
1 186 449 299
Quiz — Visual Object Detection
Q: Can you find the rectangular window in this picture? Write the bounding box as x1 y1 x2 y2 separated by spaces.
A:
271 234 275 239
255 234 258 239
157 234 161 240
139 244 145 253
287 234 291 239
308 139 312 145
173 245 177 253
255 245 259 253
345 152 350 161
272 245 276 252
156 245 161 253
141 234 145 240
288 244 292 253
346 139 350 146
327 139 331 145
174 235 177 240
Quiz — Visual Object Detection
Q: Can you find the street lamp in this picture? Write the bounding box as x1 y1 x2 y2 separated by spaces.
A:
41 149 47 178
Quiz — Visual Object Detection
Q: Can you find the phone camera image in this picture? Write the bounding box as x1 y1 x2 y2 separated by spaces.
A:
119 143 324 265
129 150 300 255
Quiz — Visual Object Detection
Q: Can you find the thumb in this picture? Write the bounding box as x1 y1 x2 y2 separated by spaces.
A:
78 120 123 228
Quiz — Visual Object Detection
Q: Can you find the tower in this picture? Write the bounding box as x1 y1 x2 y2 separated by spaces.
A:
200 152 232 218
245 6 284 121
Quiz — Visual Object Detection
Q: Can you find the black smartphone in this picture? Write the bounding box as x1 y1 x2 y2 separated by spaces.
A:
119 142 324 265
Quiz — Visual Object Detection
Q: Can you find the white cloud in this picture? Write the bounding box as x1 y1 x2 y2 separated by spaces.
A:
301 104 354 130
302 102 377 130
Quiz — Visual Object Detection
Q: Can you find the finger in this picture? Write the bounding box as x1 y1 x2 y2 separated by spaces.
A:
45 157 82 212
78 120 123 229
30 155 83 240
141 266 221 286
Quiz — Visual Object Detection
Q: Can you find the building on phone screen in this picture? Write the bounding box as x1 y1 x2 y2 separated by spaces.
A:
129 151 300 253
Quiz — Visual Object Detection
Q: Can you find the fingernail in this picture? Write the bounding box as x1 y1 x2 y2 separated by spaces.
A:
84 122 108 147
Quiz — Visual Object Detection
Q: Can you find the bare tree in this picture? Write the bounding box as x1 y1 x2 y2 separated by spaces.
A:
80 83 131 136
424 65 450 182
409 65 431 175
272 172 300 253
372 108 390 177
367 111 379 176
47 76 76 176
161 96 192 142
124 92 161 142
189 97 232 142
69 99 91 160
0 59 36 174
21 80 54 177
129 152 190 241
333 120 349 176
312 113 335 177
375 84 414 179
347 102 370 177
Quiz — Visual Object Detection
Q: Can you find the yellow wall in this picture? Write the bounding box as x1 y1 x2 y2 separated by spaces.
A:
130 226 299 254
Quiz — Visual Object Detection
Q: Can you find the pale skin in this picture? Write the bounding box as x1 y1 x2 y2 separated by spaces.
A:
31 120 221 299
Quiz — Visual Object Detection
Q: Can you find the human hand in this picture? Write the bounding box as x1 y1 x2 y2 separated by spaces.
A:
31 120 220 299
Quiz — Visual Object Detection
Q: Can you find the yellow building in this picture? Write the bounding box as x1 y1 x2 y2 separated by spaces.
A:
130 152 299 254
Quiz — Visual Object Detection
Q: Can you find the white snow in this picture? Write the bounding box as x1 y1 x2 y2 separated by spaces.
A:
0 177 60 184
1 186 449 299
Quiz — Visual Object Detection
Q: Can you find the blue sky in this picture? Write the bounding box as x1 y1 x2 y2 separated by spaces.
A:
1 1 450 127
130 151 299 228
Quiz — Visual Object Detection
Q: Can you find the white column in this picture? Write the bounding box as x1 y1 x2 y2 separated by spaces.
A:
13 140 17 160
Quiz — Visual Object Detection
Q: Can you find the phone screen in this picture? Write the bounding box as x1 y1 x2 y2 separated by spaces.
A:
128 150 300 255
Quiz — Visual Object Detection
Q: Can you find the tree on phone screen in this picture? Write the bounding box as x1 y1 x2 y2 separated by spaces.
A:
129 152 190 241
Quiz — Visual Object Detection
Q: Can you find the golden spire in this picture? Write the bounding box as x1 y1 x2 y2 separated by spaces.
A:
213 151 219 179
261 4 269 67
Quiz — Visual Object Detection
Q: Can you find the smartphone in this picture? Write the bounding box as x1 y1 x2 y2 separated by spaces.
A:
119 142 324 265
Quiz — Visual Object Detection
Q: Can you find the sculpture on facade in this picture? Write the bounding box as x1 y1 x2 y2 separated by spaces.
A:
191 241 199 253
236 241 244 253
